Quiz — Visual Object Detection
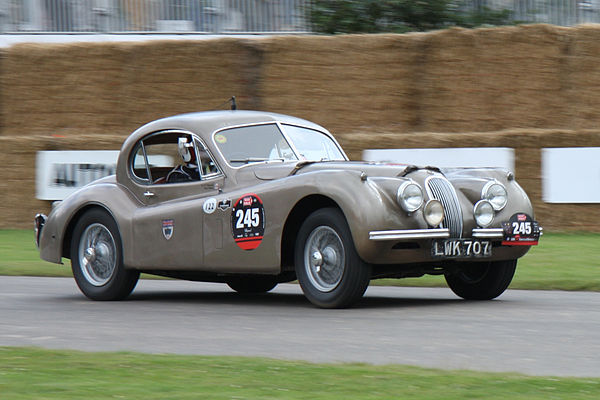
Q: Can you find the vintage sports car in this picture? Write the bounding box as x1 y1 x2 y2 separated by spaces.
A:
35 110 541 308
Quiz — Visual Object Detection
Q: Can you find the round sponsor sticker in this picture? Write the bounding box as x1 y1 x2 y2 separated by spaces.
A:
203 198 217 214
231 194 265 250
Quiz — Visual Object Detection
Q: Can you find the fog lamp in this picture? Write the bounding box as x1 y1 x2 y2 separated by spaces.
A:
423 199 444 227
474 200 494 228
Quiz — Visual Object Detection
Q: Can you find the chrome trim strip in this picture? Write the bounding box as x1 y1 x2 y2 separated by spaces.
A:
369 228 450 241
472 228 504 238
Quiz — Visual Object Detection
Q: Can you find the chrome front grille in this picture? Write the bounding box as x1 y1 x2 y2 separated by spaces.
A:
426 176 463 238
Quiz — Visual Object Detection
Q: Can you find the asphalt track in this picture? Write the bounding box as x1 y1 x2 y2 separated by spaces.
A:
1 276 599 377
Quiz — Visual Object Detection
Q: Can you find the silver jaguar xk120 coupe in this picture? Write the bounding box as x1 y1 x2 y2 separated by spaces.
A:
35 110 541 308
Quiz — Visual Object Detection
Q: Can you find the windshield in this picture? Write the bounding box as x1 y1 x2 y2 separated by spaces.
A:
214 123 346 168
215 124 297 167
282 125 345 161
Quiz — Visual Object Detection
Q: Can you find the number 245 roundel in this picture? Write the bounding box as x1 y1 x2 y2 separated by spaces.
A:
502 213 540 246
231 193 265 250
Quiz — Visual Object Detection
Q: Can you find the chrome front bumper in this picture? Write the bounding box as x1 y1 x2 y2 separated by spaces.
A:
369 228 450 241
369 227 542 241
471 228 504 238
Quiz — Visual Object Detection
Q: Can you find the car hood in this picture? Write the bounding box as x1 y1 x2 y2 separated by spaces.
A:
253 161 420 180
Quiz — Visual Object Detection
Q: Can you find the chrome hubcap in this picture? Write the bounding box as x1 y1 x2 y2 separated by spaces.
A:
78 223 117 286
304 226 345 292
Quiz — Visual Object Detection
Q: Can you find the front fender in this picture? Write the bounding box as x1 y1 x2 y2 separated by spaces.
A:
296 170 425 263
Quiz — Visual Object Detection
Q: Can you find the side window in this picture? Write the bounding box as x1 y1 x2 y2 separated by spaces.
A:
195 139 220 178
131 132 218 184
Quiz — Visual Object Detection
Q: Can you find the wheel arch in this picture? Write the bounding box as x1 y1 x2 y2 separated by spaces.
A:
280 194 343 271
62 203 120 260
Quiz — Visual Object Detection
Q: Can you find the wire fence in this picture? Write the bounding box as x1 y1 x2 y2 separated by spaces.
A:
1 0 600 34
466 0 600 26
0 0 312 33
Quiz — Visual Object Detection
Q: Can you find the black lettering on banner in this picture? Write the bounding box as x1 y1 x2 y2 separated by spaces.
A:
52 163 116 188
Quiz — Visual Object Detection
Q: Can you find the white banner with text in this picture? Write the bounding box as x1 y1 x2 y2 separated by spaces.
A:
36 150 119 200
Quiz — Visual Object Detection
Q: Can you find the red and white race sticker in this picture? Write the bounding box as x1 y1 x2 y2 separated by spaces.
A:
231 193 265 250
502 213 540 246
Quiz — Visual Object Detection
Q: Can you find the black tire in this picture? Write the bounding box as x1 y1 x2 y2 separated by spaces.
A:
70 208 139 301
445 259 517 300
226 276 278 294
294 208 371 308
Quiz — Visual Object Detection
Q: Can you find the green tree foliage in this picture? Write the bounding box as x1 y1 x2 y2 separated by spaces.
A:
310 0 515 34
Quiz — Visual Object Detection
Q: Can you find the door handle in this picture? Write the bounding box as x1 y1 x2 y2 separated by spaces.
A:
143 191 155 198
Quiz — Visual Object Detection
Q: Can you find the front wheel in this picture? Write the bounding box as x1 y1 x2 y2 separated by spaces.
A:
70 209 139 300
445 259 517 300
294 208 371 308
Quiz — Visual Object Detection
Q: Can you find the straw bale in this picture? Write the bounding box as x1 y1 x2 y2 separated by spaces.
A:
264 34 413 66
567 25 600 129
1 38 260 137
118 39 255 127
261 34 421 133
338 129 600 153
418 25 569 133
2 42 132 136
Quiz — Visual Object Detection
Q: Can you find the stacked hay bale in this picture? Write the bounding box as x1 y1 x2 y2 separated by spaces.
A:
569 25 600 129
260 34 421 133
1 43 132 137
121 38 256 127
1 39 255 139
418 25 570 133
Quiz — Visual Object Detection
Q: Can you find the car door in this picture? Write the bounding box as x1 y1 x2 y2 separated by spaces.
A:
126 130 224 269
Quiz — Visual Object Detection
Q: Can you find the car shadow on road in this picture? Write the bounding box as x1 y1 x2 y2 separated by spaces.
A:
121 288 467 310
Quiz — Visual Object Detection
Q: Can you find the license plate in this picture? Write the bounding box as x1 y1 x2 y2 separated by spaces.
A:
432 239 492 258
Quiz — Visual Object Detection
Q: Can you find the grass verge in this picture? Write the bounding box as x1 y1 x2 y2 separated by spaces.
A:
1 347 599 399
2 230 599 291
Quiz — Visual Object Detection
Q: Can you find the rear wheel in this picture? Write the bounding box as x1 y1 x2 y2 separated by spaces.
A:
226 276 278 294
445 259 517 300
70 209 139 300
295 208 370 308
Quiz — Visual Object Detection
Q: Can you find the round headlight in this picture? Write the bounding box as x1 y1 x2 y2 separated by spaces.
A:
423 199 444 227
397 181 423 213
482 181 507 211
474 200 494 227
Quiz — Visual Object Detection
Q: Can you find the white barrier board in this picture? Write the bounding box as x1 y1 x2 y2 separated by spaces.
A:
362 148 515 171
36 151 119 200
542 147 600 203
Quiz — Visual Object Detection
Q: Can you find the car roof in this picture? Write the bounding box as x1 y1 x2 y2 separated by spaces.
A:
130 110 329 141
116 110 338 184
